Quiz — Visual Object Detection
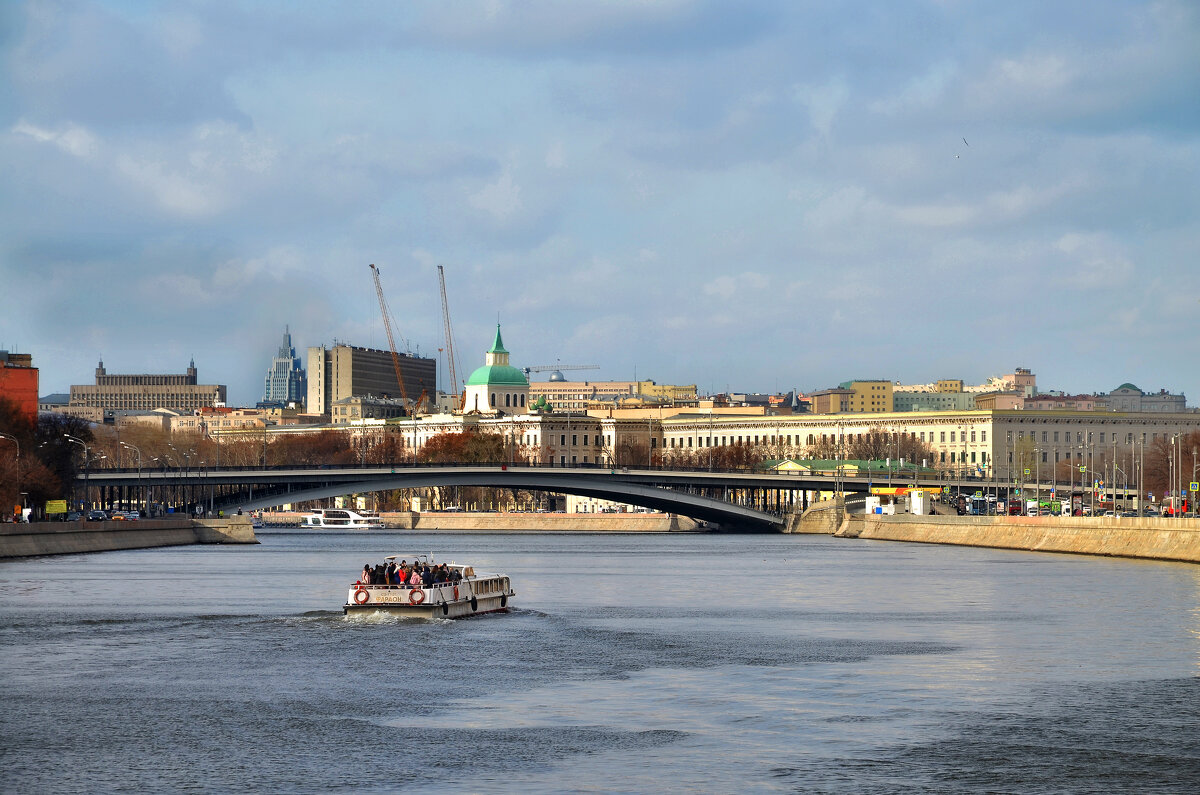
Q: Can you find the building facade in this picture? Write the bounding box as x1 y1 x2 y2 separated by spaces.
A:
69 359 226 413
528 378 696 411
305 344 435 417
654 409 1200 482
0 351 38 423
262 327 307 406
1100 384 1186 413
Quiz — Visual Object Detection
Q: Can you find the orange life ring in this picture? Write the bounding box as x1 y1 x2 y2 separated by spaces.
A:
353 588 370 605
409 588 426 605
453 585 459 600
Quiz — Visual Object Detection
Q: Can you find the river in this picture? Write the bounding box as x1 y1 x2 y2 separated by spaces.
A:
2 530 1199 793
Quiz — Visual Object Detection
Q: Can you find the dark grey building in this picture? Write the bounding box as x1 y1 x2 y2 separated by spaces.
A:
305 344 436 417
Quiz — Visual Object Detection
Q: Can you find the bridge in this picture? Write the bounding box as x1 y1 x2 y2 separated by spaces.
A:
79 463 1016 532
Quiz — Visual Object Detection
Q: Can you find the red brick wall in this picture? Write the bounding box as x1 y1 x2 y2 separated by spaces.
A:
0 363 38 424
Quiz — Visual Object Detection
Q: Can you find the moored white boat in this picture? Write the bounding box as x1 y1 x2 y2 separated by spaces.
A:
344 554 515 618
301 508 385 530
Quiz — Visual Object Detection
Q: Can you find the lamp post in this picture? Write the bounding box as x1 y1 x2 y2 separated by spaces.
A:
1170 435 1177 516
1138 435 1145 517
1034 447 1041 512
0 431 19 460
707 412 714 472
63 434 92 510
647 416 652 469
120 442 144 514
0 433 19 520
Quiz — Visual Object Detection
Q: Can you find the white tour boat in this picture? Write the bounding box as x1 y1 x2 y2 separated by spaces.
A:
344 554 515 618
300 508 385 530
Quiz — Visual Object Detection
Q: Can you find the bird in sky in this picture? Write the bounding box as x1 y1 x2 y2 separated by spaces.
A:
963 137 969 146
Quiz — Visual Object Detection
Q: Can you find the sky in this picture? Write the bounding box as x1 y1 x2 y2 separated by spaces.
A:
2 0 1198 407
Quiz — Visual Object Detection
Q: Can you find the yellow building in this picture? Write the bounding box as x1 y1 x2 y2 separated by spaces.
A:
842 380 893 413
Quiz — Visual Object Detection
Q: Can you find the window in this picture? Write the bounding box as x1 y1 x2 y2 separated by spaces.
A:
1100 433 1105 443
1053 432 1059 442
951 432 956 443
940 432 946 443
560 434 566 445
971 431 976 442
572 434 577 445
583 435 588 446
490 393 496 407
1042 451 1048 463
982 431 987 442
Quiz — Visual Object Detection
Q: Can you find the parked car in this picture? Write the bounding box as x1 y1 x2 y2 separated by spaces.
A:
110 511 127 521
124 511 140 521
64 511 83 522
1144 507 1160 516
86 510 107 521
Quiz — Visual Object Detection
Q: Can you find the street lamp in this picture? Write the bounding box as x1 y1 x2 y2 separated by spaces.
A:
120 442 143 513
0 433 20 521
63 434 91 510
1034 447 1041 512
0 431 19 460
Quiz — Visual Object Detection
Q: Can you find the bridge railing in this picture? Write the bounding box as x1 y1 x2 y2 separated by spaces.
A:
87 459 975 481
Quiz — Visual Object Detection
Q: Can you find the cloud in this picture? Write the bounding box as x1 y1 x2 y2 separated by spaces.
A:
11 119 97 157
3 0 1198 405
469 169 524 220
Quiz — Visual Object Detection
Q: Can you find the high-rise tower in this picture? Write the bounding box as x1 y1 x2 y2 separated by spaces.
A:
263 327 307 406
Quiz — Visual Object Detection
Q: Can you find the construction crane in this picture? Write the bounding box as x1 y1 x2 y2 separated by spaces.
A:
437 265 463 410
522 363 600 378
368 263 414 414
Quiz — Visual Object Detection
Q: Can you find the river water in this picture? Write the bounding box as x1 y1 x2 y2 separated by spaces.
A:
2 530 1199 793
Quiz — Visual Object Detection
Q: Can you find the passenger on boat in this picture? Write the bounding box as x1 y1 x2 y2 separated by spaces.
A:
408 567 422 587
361 564 371 584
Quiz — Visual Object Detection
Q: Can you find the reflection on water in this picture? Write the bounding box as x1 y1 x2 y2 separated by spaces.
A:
2 531 1199 792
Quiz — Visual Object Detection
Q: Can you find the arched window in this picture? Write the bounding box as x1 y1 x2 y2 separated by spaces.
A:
506 394 511 407
520 394 526 407
490 393 496 407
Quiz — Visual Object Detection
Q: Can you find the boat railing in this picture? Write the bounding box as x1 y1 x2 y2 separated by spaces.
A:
352 577 508 592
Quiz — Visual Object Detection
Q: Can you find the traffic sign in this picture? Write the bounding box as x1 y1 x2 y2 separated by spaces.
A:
1192 481 1199 492
1024 468 1030 475
1079 466 1085 473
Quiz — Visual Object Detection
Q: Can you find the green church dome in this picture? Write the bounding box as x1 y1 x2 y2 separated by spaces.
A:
466 364 529 387
465 324 528 387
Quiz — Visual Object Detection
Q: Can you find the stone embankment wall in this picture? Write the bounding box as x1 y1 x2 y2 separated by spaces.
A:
0 517 258 559
263 511 700 532
787 500 843 534
835 514 1200 564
